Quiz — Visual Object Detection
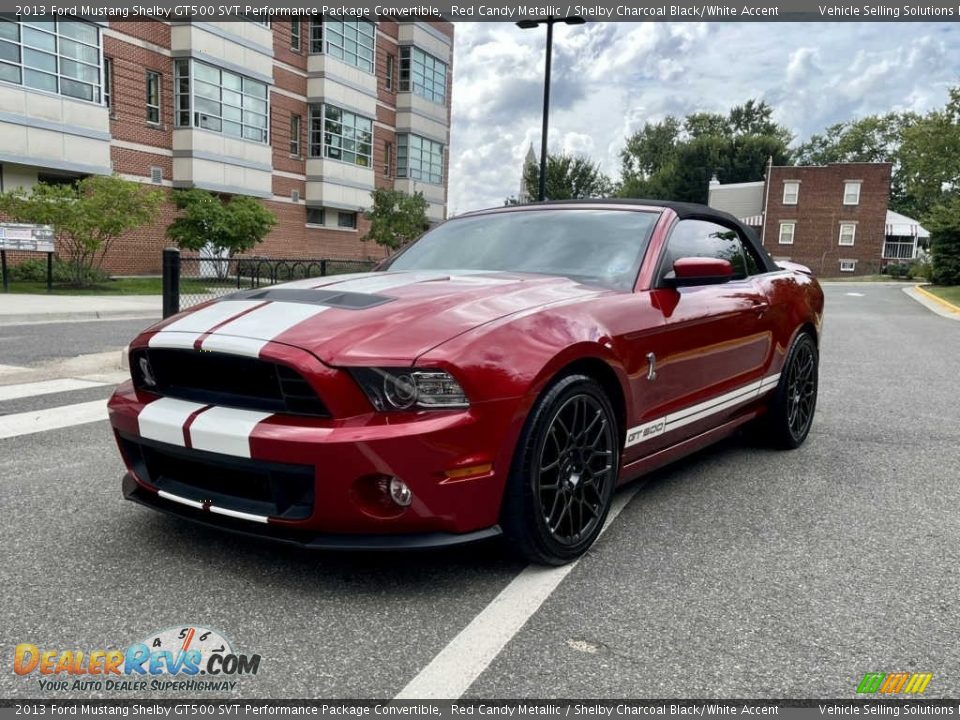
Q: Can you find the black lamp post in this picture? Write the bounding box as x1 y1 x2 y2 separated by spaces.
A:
516 16 586 202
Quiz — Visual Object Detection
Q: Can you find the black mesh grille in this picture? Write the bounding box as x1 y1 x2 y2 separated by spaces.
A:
131 348 329 417
120 435 314 520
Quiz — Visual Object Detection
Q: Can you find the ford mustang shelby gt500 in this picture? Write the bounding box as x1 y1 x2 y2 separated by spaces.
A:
109 200 823 564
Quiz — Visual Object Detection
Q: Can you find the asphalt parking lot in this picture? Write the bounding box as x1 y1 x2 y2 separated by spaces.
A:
2 284 958 700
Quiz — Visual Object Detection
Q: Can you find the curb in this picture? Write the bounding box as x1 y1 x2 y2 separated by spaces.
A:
915 285 960 315
0 311 160 325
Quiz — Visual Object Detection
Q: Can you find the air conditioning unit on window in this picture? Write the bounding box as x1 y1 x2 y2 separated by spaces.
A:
150 167 163 184
291 190 300 203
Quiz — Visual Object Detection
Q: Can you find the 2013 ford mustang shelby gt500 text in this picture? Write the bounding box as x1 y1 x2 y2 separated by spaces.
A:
108 200 824 565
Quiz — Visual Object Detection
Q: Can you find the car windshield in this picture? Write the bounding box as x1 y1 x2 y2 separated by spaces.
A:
385 208 659 290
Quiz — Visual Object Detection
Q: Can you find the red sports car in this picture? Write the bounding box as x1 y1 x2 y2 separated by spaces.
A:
109 200 823 565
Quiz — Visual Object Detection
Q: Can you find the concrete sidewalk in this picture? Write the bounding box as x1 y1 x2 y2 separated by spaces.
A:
0 293 162 324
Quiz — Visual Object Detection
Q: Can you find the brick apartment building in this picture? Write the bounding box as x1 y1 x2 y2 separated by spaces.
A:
0 18 453 274
708 162 895 276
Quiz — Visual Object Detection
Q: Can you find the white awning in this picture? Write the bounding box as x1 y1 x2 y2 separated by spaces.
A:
739 214 764 227
886 210 929 238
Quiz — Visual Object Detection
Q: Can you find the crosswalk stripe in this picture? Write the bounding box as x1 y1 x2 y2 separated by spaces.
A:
0 400 109 440
0 378 108 402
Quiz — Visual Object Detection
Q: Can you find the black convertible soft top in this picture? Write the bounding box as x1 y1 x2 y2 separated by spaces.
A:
471 198 779 274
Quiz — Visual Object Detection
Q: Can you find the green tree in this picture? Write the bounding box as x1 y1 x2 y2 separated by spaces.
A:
618 100 792 203
897 89 960 219
166 189 277 255
925 197 960 285
362 188 429 250
0 175 163 286
509 152 616 203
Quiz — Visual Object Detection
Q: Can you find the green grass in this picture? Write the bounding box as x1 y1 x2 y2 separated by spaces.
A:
925 285 960 307
0 276 248 295
2 277 163 295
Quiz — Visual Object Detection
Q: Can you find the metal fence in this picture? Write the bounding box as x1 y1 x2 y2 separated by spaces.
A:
162 248 378 317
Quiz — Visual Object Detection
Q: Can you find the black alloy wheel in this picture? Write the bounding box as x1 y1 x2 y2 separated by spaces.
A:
766 332 819 449
502 375 620 565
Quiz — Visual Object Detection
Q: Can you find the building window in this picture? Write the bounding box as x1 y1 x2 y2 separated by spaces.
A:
397 134 443 184
306 207 324 226
838 223 856 246
290 20 301 51
839 259 857 273
782 181 799 205
174 59 269 143
0 19 102 102
843 181 861 205
399 46 447 104
308 104 373 167
309 20 375 73
103 56 113 109
778 221 795 245
146 70 161 124
384 141 393 177
385 53 395 91
338 211 357 229
290 113 301 156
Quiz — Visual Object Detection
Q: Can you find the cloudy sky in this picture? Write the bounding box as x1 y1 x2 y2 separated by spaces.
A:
446 22 960 214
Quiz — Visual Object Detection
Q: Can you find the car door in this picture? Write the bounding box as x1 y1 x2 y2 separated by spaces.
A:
624 218 774 460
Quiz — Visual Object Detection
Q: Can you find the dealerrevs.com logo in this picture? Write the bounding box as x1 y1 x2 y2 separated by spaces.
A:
856 672 933 695
14 626 261 693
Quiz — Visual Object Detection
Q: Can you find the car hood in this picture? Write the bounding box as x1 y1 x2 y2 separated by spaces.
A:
148 270 610 365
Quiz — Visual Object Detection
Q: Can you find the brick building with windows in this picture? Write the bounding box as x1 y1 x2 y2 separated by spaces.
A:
708 162 896 276
0 18 453 274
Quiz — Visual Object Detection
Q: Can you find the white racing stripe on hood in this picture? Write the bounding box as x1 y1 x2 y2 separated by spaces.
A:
200 302 332 357
318 270 454 294
158 300 266 333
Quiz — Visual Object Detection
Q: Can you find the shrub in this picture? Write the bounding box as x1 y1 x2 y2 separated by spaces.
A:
8 258 108 284
925 198 960 285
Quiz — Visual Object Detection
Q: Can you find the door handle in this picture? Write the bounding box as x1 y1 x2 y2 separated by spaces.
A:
751 300 769 316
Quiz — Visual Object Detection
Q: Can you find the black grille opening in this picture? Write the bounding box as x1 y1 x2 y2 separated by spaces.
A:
121 435 314 520
132 348 329 417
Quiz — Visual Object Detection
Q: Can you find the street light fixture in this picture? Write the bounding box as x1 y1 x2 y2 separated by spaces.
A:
516 15 587 202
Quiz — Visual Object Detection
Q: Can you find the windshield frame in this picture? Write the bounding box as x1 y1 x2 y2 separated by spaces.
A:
381 203 664 291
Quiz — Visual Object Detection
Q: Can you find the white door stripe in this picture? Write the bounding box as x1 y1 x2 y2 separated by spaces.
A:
0 400 108 440
626 373 781 449
394 486 640 700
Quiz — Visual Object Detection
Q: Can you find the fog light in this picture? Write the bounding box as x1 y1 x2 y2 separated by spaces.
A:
389 478 412 507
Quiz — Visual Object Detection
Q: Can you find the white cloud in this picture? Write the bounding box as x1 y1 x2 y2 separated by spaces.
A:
447 21 960 213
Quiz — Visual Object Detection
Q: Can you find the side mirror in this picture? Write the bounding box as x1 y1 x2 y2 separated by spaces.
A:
663 257 733 287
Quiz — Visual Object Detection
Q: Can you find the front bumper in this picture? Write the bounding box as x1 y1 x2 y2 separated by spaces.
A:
108 380 525 541
121 473 502 550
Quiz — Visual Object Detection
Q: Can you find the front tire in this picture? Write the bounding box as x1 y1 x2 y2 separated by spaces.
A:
501 375 620 565
765 332 819 449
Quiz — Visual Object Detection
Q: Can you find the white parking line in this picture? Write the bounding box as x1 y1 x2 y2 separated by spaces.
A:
0 378 107 402
0 400 109 440
394 485 641 700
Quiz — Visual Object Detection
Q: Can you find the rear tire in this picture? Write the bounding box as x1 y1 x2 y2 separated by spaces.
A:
764 332 819 449
501 375 620 565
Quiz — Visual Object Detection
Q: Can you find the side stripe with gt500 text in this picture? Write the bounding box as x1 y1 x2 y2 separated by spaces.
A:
625 373 781 448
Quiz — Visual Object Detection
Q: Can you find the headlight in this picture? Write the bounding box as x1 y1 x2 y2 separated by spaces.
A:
350 368 469 411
